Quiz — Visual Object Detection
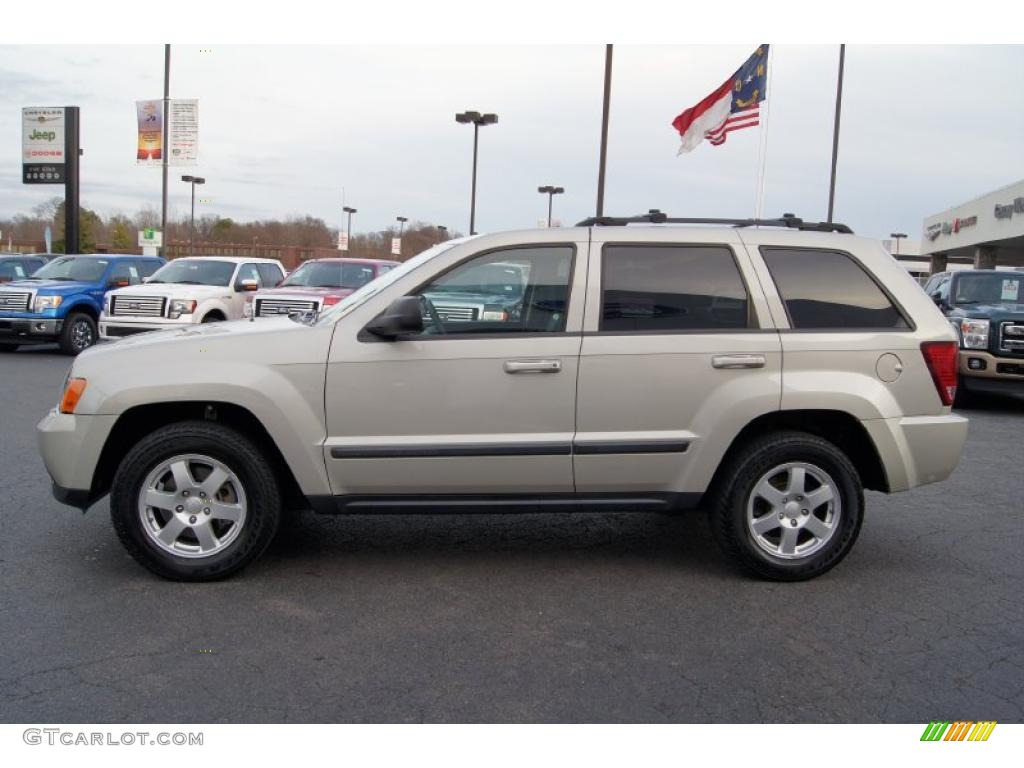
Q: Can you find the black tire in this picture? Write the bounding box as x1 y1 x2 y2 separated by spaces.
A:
0 343 18 352
59 311 97 355
110 421 281 581
709 431 864 581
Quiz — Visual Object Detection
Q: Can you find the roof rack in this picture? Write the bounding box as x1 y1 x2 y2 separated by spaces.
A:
575 210 854 234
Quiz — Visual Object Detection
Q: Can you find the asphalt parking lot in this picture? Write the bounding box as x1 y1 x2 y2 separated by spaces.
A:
1 345 1022 724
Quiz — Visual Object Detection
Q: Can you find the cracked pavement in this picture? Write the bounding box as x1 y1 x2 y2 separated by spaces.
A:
1 346 1022 723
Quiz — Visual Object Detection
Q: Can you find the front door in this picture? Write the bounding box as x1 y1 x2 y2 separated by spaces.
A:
323 240 587 498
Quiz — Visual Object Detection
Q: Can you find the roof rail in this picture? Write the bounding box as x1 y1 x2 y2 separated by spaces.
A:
575 209 854 234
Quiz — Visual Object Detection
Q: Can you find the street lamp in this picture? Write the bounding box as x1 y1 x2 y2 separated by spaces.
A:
437 225 448 242
396 216 408 238
538 185 565 228
181 175 205 256
890 232 907 255
455 110 498 235
342 206 357 252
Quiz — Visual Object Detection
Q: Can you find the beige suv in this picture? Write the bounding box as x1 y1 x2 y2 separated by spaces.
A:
37 213 969 582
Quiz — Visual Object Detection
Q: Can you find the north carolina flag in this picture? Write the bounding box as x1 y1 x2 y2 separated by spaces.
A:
672 45 769 154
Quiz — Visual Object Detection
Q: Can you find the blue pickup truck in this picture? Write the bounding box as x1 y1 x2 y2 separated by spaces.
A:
0 254 165 355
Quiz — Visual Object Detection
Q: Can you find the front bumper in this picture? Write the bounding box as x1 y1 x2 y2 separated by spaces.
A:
958 350 1024 397
37 409 119 510
862 414 969 492
0 315 63 342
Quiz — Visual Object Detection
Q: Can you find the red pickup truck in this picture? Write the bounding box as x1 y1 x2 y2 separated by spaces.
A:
245 257 399 318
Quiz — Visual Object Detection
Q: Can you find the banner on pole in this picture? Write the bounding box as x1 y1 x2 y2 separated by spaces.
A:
22 107 66 184
136 100 163 165
337 232 349 251
167 99 199 166
391 237 401 256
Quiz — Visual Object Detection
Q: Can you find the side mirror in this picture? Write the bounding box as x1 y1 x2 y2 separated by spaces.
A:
236 279 259 292
930 291 946 308
364 296 424 339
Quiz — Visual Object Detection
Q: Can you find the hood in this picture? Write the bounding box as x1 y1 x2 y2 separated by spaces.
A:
108 283 233 300
949 303 1024 322
257 285 356 299
1 278 96 294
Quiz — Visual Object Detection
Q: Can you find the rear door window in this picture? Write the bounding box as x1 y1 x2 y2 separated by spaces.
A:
600 244 750 332
761 248 910 330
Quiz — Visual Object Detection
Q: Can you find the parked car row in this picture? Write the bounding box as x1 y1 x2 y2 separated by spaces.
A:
0 254 399 355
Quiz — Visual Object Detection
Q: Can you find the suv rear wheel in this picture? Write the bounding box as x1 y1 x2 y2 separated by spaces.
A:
710 431 863 581
110 421 281 581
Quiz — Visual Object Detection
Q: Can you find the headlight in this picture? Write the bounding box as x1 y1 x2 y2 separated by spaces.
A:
33 295 63 312
103 295 111 315
481 307 508 321
959 318 990 349
243 298 253 317
169 299 197 319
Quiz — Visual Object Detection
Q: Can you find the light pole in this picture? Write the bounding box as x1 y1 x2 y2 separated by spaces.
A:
538 185 565 228
437 225 448 242
181 175 205 256
890 232 907 255
342 206 357 252
455 110 498 235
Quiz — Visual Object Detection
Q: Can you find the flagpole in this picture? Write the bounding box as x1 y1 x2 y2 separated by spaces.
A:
595 44 613 218
754 46 774 219
827 44 845 223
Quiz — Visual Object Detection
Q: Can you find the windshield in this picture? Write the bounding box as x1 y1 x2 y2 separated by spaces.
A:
954 273 1023 305
283 261 378 290
32 256 109 282
315 240 465 326
149 259 236 286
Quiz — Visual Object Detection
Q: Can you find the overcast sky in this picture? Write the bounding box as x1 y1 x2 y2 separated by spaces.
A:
1 44 1021 240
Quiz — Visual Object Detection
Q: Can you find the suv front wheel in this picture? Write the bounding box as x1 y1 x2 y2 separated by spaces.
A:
710 431 864 581
110 421 281 580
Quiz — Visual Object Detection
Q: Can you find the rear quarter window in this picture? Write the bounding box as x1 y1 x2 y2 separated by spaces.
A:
761 247 910 330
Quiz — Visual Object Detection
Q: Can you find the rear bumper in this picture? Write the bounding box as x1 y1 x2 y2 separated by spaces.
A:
862 414 969 492
0 316 62 342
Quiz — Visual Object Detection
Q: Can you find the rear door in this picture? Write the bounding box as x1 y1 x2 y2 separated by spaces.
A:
574 227 782 501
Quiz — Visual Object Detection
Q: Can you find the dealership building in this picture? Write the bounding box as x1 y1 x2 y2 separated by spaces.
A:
920 179 1024 274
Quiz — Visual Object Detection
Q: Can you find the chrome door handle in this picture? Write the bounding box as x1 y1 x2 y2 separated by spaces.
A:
712 354 766 370
503 359 562 374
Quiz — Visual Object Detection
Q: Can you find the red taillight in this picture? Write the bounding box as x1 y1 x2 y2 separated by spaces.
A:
322 295 342 307
920 341 958 406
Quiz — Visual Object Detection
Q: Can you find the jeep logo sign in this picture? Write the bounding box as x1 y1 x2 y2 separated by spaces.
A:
22 107 66 185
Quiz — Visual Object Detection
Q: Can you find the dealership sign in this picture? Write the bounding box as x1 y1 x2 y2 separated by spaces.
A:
994 197 1024 220
925 215 978 241
22 107 66 184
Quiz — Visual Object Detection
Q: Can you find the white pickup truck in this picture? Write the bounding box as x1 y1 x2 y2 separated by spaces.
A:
99 256 286 339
